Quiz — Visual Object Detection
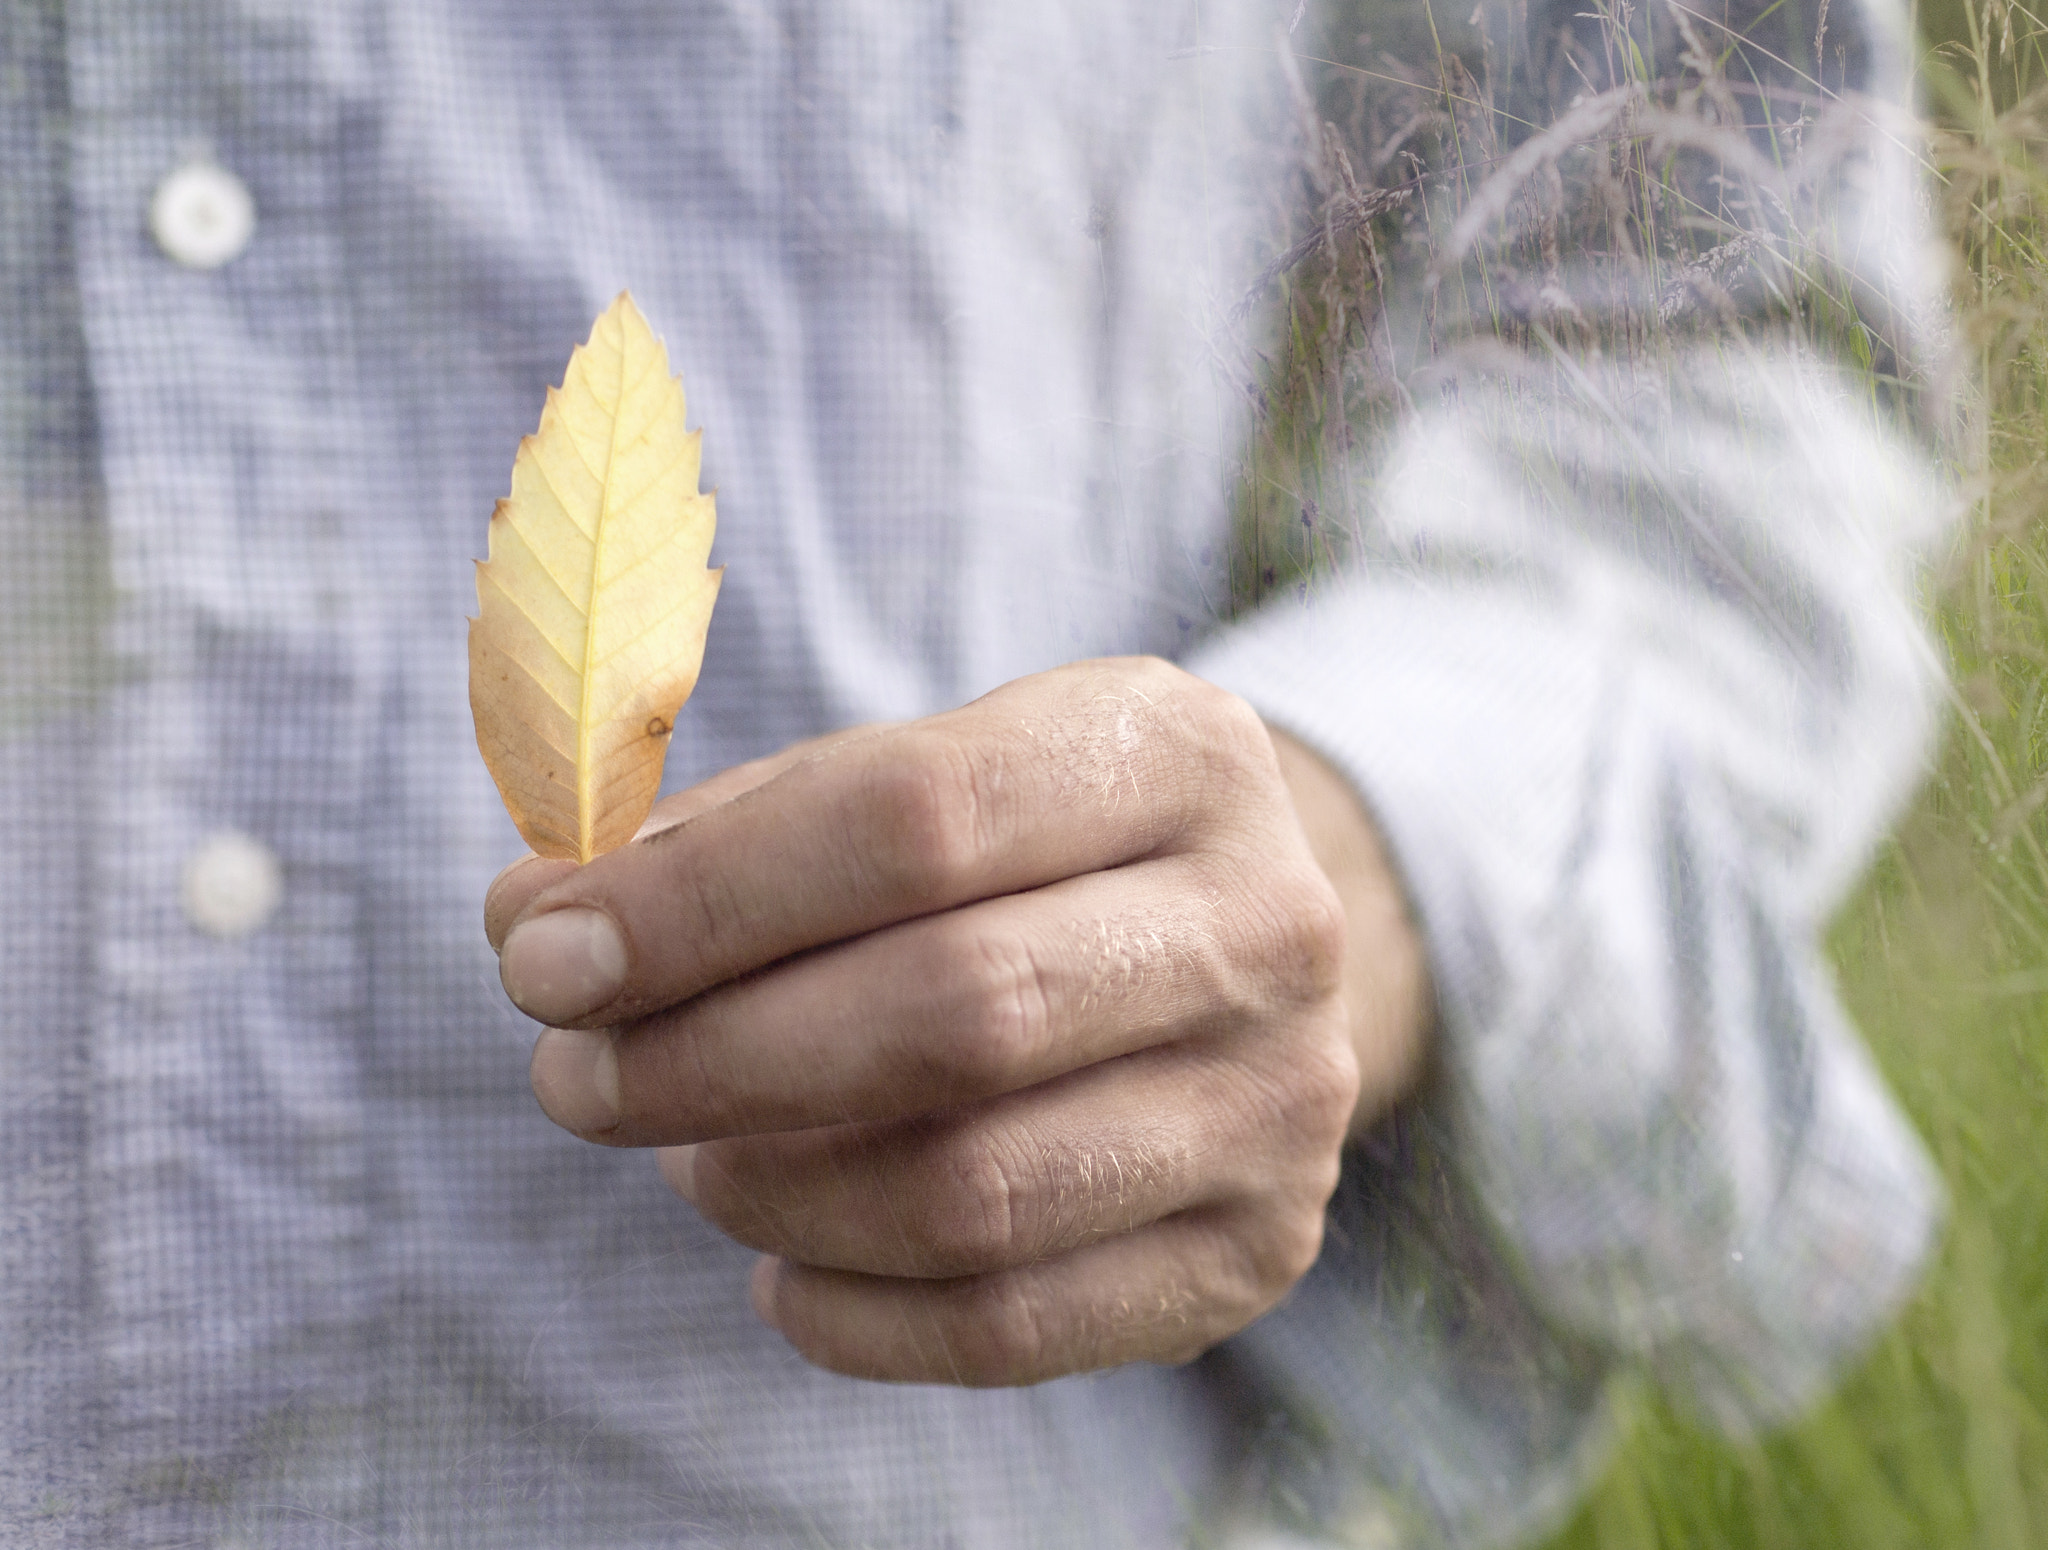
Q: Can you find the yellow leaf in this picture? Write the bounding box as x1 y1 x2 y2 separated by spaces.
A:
469 292 723 863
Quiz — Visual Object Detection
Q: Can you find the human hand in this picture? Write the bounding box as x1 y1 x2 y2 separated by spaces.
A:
485 657 1428 1385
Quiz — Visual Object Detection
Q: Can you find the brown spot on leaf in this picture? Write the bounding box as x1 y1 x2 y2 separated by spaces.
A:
645 716 671 738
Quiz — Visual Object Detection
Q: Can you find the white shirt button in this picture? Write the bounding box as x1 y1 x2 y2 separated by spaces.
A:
150 162 256 270
182 831 283 940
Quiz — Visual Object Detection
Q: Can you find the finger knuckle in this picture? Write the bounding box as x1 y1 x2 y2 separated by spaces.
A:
1224 1003 1357 1162
1284 1015 1363 1150
1303 1083 1355 1196
947 924 1057 1089
1285 868 1351 1000
914 1125 1039 1273
1212 1201 1328 1309
952 1274 1053 1384
862 736 987 901
1238 861 1348 1004
1118 653 1198 699
1189 855 1349 1028
886 922 1053 1102
1110 657 1263 757
1177 675 1274 770
1263 1202 1329 1289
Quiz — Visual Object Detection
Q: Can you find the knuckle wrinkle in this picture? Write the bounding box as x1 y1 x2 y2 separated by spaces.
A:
868 736 985 901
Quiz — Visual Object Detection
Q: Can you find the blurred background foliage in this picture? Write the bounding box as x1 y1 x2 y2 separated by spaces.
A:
1230 0 2048 1541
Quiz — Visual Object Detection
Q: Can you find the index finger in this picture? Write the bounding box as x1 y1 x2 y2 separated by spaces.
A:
496 658 1276 1028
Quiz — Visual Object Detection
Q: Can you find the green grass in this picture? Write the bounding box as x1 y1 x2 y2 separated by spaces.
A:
1234 0 2048 1542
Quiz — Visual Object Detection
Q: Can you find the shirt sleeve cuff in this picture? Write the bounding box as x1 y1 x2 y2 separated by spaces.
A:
1187 576 1941 1435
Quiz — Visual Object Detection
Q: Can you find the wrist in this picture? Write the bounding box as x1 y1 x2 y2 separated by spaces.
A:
1268 725 1434 1137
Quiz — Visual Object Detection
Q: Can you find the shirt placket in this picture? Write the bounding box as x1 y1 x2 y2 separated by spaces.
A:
66 4 382 1544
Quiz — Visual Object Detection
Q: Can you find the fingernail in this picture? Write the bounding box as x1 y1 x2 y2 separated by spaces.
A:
658 1144 699 1201
501 908 627 1023
748 1256 785 1330
530 1026 622 1134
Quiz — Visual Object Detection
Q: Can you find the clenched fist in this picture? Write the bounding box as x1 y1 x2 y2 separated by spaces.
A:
486 657 1429 1385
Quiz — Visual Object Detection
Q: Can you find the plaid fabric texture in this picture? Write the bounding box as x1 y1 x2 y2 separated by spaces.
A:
0 1 1941 1546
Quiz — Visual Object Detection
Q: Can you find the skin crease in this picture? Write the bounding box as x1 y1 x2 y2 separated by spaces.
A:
485 656 1432 1387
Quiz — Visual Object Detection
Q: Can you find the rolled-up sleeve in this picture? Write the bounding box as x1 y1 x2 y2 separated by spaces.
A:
1194 351 1946 1438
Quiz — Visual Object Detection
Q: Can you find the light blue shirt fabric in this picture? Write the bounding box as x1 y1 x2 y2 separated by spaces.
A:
0 0 1942 1545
